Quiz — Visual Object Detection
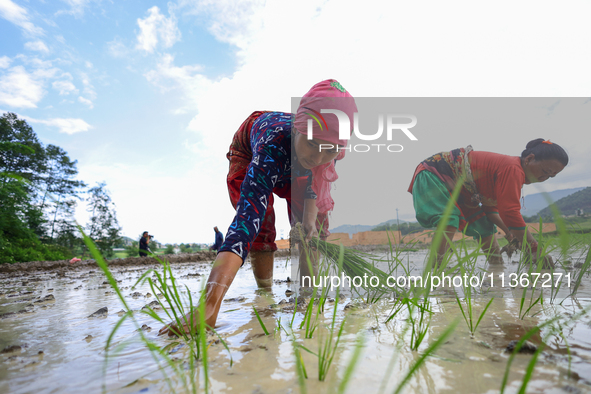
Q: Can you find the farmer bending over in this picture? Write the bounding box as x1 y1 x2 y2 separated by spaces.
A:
408 139 568 267
160 79 357 335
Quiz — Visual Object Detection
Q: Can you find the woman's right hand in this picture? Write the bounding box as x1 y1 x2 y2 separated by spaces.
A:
158 252 242 337
158 309 199 337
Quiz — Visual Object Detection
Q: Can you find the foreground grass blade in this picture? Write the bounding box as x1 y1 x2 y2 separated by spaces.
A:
337 330 365 394
393 319 458 394
253 306 270 335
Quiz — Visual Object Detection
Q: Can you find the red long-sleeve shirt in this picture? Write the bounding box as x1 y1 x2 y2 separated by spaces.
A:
469 152 526 229
409 151 526 230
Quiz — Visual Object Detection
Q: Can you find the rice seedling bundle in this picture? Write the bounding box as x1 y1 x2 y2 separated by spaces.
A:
289 223 390 287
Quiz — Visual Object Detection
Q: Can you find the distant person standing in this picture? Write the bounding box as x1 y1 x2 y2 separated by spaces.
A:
139 231 150 257
210 226 224 252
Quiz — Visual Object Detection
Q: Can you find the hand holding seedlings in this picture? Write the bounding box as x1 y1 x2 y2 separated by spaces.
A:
500 238 520 258
533 254 555 269
158 252 242 336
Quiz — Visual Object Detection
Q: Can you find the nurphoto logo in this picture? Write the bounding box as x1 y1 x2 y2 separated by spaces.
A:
305 109 418 153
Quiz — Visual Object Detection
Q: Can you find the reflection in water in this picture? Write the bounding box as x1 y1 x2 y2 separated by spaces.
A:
0 250 589 393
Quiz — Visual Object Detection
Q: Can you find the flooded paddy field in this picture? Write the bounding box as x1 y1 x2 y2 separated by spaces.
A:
1 248 590 394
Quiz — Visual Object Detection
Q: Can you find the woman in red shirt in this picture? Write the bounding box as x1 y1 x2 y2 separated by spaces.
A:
408 139 568 266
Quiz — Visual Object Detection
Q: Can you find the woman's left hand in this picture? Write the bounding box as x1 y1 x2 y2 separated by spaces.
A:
534 254 555 269
302 220 319 243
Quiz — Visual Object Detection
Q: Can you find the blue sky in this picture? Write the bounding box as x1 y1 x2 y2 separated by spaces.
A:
1 0 590 245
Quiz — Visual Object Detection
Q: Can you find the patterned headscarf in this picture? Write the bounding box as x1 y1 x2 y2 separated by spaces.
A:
293 79 357 213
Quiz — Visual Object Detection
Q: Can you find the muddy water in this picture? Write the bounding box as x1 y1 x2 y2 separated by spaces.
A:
0 250 590 394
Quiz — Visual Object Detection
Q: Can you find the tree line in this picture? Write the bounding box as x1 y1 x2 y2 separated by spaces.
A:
0 112 122 264
371 221 425 235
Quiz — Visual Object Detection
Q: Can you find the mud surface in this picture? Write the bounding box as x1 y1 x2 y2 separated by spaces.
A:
0 249 590 393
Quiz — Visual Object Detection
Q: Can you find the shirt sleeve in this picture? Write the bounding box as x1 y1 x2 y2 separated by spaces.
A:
495 165 526 229
219 119 289 260
481 205 498 215
304 175 316 200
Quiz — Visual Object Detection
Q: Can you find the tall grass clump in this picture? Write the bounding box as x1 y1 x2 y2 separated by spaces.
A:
79 226 230 394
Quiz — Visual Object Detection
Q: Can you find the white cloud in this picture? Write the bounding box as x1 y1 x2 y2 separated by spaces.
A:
30 116 92 134
176 0 263 49
24 40 49 53
144 54 205 92
0 65 45 108
80 72 96 101
136 6 181 53
52 79 77 95
78 96 93 108
56 0 90 17
0 56 11 69
107 38 129 58
0 0 44 36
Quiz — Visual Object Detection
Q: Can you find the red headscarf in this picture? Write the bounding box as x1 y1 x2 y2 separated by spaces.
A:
293 79 357 213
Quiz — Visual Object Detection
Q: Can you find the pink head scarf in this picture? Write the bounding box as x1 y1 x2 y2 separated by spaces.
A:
293 79 357 213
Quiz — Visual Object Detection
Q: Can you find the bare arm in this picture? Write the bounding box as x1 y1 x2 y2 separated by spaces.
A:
158 251 242 336
486 213 512 239
302 198 319 241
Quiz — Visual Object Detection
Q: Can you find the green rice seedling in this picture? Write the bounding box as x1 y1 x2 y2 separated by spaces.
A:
294 248 351 382
435 232 494 336
317 316 346 381
78 227 189 393
296 295 347 382
336 330 365 394
570 245 591 297
253 306 270 335
82 225 234 394
274 316 283 337
137 268 219 393
546 197 571 258
301 296 320 339
405 297 432 351
456 295 494 337
518 292 543 320
424 177 465 276
291 334 308 394
393 319 459 394
383 298 405 324
316 283 346 382
290 295 299 329
142 260 234 392
298 267 332 339
196 286 209 393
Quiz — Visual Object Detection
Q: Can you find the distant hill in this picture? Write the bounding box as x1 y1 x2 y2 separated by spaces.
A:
330 224 374 235
522 187 585 215
331 219 408 236
536 187 591 218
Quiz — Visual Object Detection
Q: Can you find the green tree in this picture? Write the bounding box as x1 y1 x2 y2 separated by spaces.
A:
39 144 86 240
0 113 48 238
0 113 86 261
125 241 140 257
86 182 122 258
0 113 46 186
0 152 68 263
